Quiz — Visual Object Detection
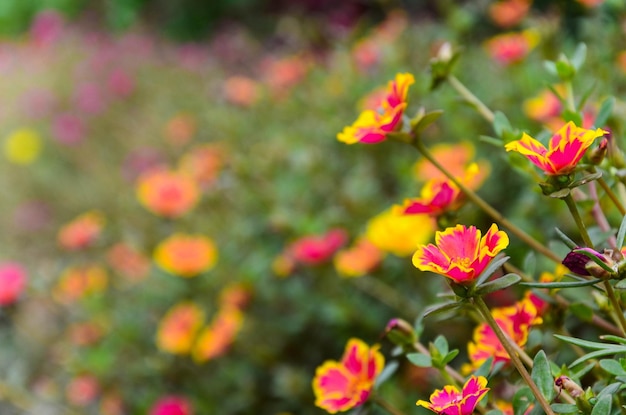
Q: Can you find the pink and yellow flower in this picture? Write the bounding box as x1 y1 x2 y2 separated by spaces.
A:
484 29 539 66
366 208 435 257
412 224 509 284
192 306 243 363
417 375 490 415
178 144 225 189
412 143 490 189
57 210 105 251
154 234 218 278
505 121 606 175
334 237 384 278
467 299 542 369
337 73 414 144
223 76 260 107
156 302 205 355
313 338 384 413
0 262 27 306
106 242 150 283
136 168 199 218
54 265 108 304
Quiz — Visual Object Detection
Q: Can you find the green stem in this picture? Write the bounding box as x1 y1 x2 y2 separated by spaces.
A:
603 280 626 336
564 81 576 113
446 75 495 123
563 194 593 248
412 139 561 264
597 174 626 216
473 296 556 415
372 395 406 415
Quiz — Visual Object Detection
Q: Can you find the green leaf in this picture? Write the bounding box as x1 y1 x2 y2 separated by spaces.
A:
544 61 558 77
599 359 626 376
556 60 576 81
520 278 602 289
569 347 626 367
616 214 626 249
475 255 510 287
474 357 494 378
485 411 505 415
554 227 578 250
406 353 432 367
561 109 582 126
474 273 521 296
614 279 626 289
523 252 536 279
595 96 615 127
434 335 449 357
570 302 595 322
493 111 512 137
571 43 587 71
576 80 597 112
554 334 617 350
411 109 444 136
531 350 555 401
513 386 533 415
374 360 399 387
414 314 425 339
551 403 580 414
590 394 612 415
569 171 602 188
441 349 459 366
423 301 463 318
479 135 504 147
599 335 626 345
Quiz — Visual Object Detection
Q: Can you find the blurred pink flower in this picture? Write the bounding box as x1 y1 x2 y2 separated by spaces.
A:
288 228 348 265
0 262 27 306
29 10 65 48
20 88 58 119
149 395 193 415
65 374 100 407
52 113 86 145
107 68 135 98
74 83 107 115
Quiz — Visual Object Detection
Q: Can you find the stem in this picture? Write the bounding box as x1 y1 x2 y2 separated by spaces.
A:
372 395 406 415
588 180 618 249
563 193 593 247
564 81 576 113
603 280 626 336
473 296 556 415
412 139 562 264
446 75 495 123
597 175 626 216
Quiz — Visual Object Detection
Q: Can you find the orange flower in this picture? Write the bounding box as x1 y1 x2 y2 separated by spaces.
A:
489 0 531 28
338 73 414 144
178 144 224 189
54 265 108 304
219 283 251 310
57 210 105 250
154 233 218 278
417 376 489 415
366 207 435 257
467 299 541 369
484 29 539 66
413 224 509 284
412 143 490 189
164 112 196 146
261 54 311 97
156 302 205 355
192 306 243 363
106 242 150 283
334 237 384 278
313 338 384 413
505 121 606 175
136 168 199 218
223 76 260 107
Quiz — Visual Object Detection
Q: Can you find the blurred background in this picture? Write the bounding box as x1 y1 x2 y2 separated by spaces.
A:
1 0 626 414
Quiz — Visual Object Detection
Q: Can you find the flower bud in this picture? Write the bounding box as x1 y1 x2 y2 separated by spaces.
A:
555 376 584 398
384 318 416 347
588 138 608 165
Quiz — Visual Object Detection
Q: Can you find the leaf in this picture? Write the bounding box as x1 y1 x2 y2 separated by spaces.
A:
475 254 510 287
479 135 503 147
523 251 536 279
411 109 444 135
544 61 558 76
423 301 463 318
434 335 449 357
520 278 602 289
590 394 612 415
599 335 626 345
551 403 580 414
554 227 578 250
616 214 626 249
595 96 615 127
513 386 533 415
561 110 582 126
531 350 555 402
576 80 597 112
554 334 617 350
485 411 505 415
374 360 399 387
493 111 512 137
474 357 494 378
568 171 602 188
474 273 521 296
441 349 459 366
599 359 626 376
597 382 625 397
569 347 626 368
570 302 594 322
614 279 626 289
406 353 432 367
571 43 587 70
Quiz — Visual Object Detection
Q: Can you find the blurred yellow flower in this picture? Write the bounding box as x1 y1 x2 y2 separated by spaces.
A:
192 306 243 363
365 208 435 257
54 265 108 304
154 233 218 277
3 128 42 164
156 302 205 355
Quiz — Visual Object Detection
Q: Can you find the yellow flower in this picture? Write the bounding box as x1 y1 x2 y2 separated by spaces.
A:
365 208 435 257
3 128 42 164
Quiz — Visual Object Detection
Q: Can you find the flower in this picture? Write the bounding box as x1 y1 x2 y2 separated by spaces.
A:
156 302 205 355
287 228 348 266
413 224 509 284
484 29 539 66
192 306 243 363
57 211 105 251
218 283 251 310
54 265 108 304
412 143 490 189
66 374 100 407
467 299 542 370
505 121 606 175
164 113 197 146
178 144 225 189
417 376 490 415
489 0 531 28
337 73 414 144
334 237 384 278
366 207 435 257
0 262 27 306
154 234 218 278
136 168 199 218
395 179 461 216
149 395 193 415
106 242 150 283
223 76 260 107
3 128 42 165
313 338 384 413
52 113 86 145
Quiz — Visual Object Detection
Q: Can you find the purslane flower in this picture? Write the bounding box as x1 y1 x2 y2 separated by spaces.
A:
416 375 490 415
313 338 384 413
412 224 509 284
395 179 461 216
337 73 414 144
504 121 606 175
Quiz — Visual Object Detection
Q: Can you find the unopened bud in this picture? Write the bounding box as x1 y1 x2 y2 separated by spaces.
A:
555 376 584 398
384 318 416 346
589 138 608 165
585 261 611 279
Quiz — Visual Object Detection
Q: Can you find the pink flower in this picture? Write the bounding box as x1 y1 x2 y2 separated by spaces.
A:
149 395 193 415
417 376 490 415
29 10 65 48
288 228 348 266
313 338 384 413
74 83 107 115
505 121 606 175
107 69 135 98
0 262 27 306
52 113 86 145
412 224 509 284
